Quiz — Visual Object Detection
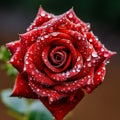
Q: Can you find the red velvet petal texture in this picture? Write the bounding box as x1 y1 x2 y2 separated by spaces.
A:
11 74 37 99
40 89 84 120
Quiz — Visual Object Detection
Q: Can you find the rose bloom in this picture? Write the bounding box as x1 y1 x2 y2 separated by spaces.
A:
6 7 115 120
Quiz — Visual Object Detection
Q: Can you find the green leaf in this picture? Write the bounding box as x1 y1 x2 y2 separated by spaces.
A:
27 100 53 120
1 89 28 114
0 45 10 61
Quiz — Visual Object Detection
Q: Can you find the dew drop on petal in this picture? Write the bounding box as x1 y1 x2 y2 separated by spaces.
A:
66 71 70 77
68 13 73 18
48 15 51 18
52 32 58 37
44 35 49 38
92 51 98 58
104 53 109 57
86 56 91 61
37 89 40 92
76 68 81 72
10 58 14 62
41 11 45 17
88 63 92 67
107 61 110 64
102 67 105 70
95 36 98 41
77 56 81 61
86 22 90 28
25 61 29 64
101 48 104 52
72 69 76 73
97 72 101 75
89 39 93 42
41 37 44 41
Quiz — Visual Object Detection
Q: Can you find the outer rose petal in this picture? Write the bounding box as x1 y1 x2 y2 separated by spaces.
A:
53 68 94 93
11 74 37 99
6 41 20 55
9 49 24 72
65 8 90 32
86 61 106 93
86 31 116 59
40 89 84 120
27 6 54 31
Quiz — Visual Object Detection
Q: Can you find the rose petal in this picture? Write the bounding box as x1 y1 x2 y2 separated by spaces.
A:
60 30 93 59
27 6 54 31
65 8 90 31
53 68 94 93
45 53 83 82
9 48 24 72
11 73 37 99
22 14 88 42
24 43 56 86
6 41 20 55
50 46 67 67
42 46 71 73
85 62 106 93
39 89 84 120
86 32 116 59
29 78 67 104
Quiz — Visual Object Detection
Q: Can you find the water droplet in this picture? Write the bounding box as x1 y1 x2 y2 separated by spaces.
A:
95 36 98 40
104 53 109 57
50 98 54 102
84 34 87 38
23 67 26 71
62 73 65 76
44 35 49 38
78 65 81 68
41 12 45 17
86 23 90 28
72 69 76 73
10 58 14 62
87 79 91 85
82 28 85 32
78 36 81 40
37 89 40 92
77 56 80 61
92 51 98 57
86 56 91 61
66 71 70 76
97 72 101 75
88 75 91 78
76 68 81 72
88 63 92 67
48 15 51 18
68 87 71 90
68 13 73 18
25 61 29 64
101 48 104 52
102 67 105 70
41 37 44 40
89 39 93 42
42 91 46 95
52 32 58 37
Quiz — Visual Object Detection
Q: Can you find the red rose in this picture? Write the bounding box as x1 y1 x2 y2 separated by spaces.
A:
6 7 115 120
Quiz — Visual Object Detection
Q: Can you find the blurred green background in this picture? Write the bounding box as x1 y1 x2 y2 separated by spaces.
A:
0 0 120 120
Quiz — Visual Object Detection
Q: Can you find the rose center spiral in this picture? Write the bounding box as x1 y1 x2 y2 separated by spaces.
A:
50 48 67 68
54 52 63 62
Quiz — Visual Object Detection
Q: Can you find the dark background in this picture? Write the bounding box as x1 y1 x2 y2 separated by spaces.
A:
0 0 120 120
